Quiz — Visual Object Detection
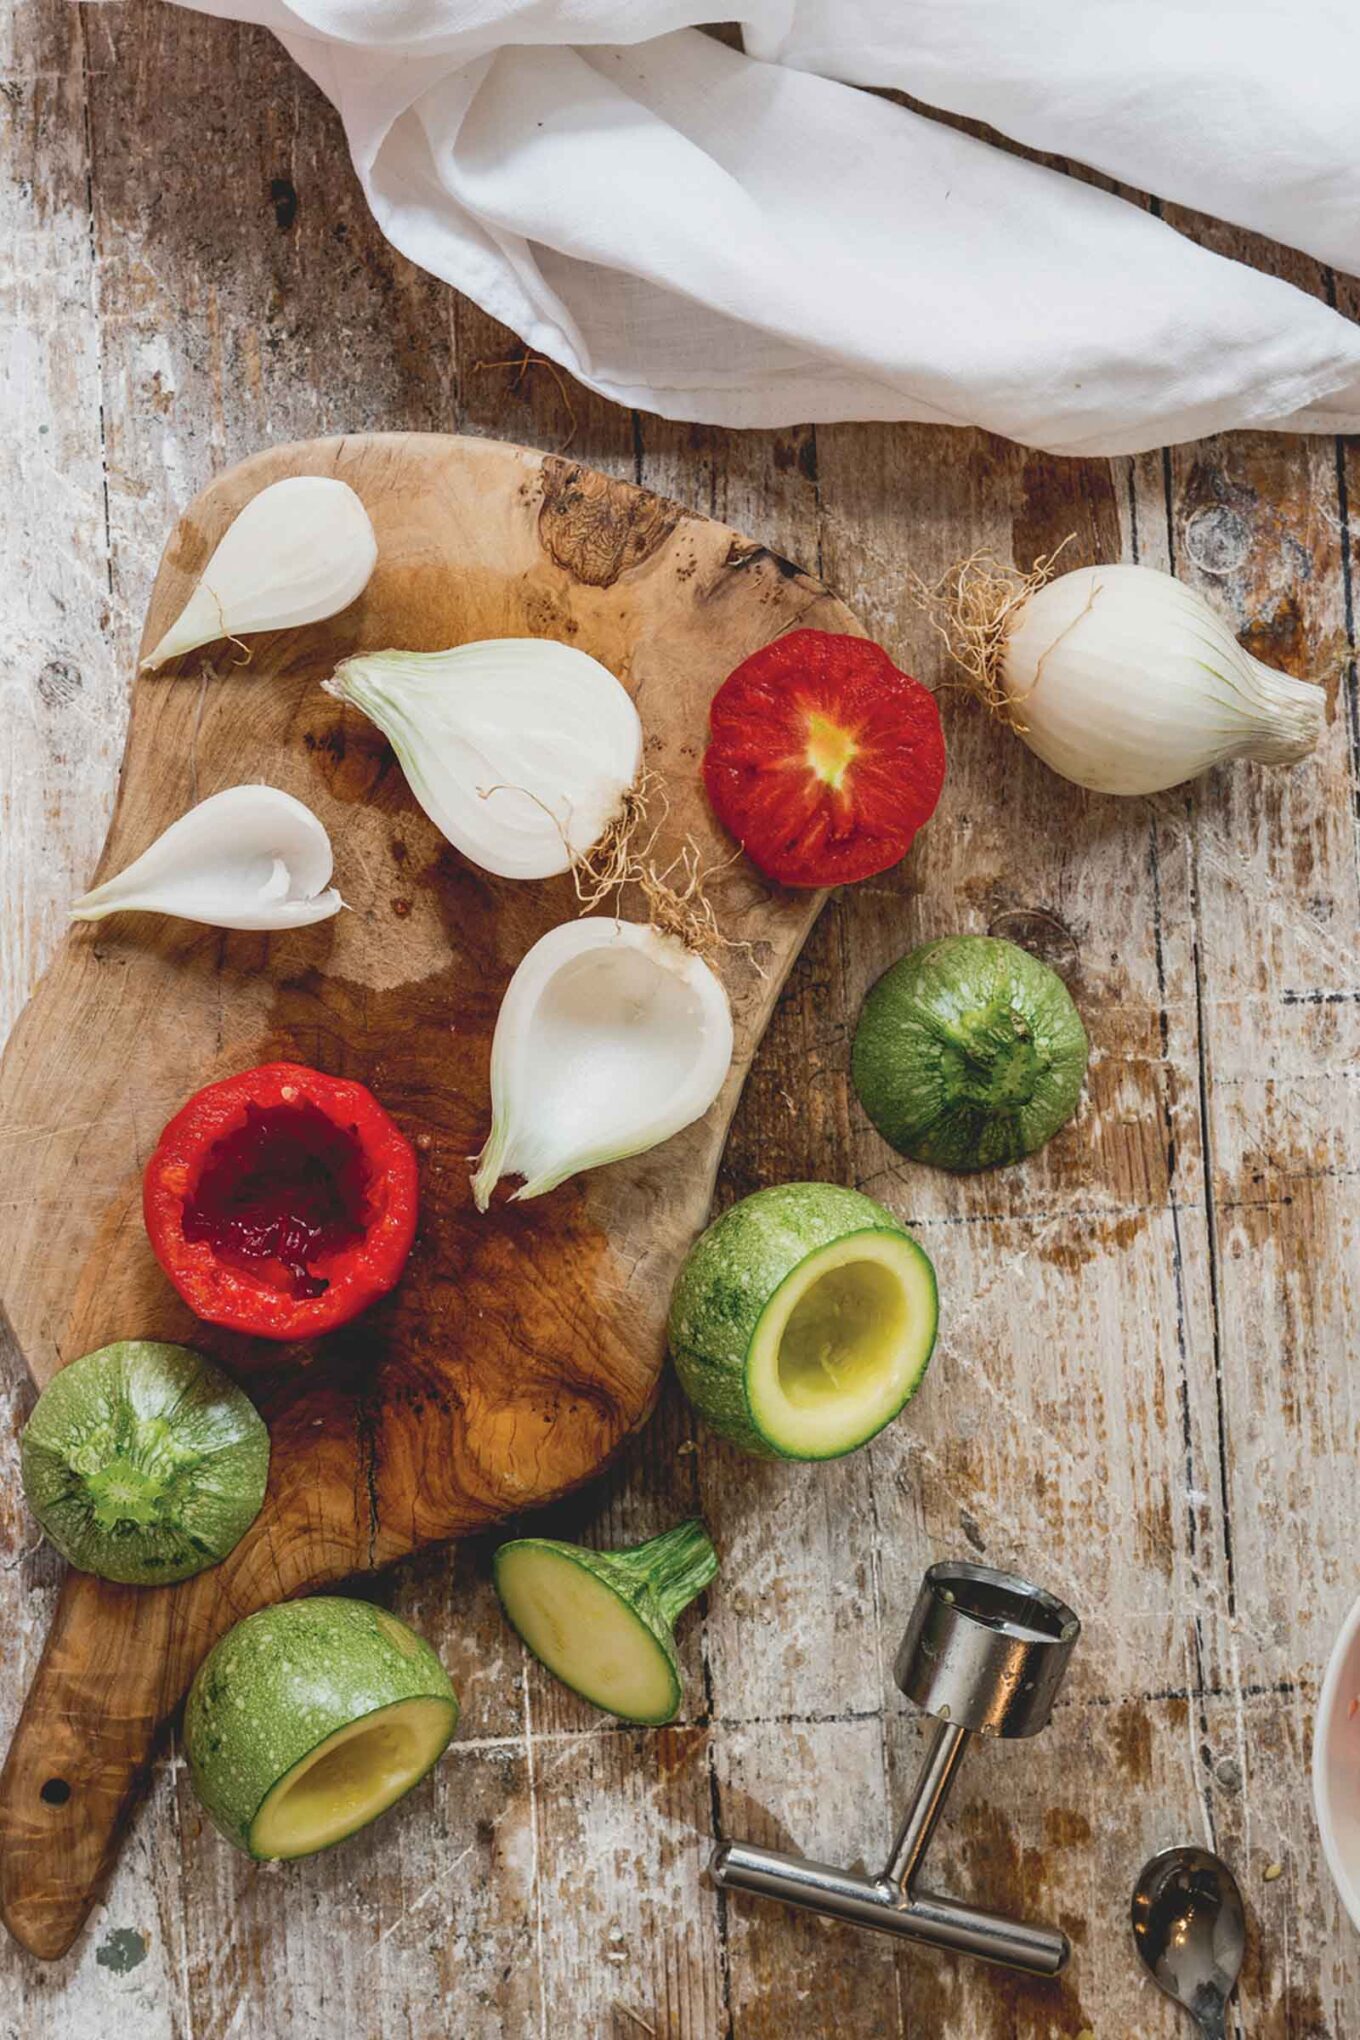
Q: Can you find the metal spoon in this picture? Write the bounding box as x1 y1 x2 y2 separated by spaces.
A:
1131 1847 1246 2039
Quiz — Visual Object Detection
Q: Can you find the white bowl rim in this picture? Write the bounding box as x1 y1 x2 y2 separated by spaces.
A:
1313 1586 1360 1934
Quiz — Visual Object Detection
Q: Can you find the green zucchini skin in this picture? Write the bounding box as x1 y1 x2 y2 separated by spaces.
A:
20 1341 269 1585
184 1598 458 1856
494 1521 718 1725
852 935 1088 1171
667 1182 936 1460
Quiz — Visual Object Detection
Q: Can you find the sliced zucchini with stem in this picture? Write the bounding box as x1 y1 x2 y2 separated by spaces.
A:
494 1519 718 1725
668 1182 938 1460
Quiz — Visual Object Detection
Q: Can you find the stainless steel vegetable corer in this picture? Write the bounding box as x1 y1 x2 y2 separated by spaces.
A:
709 1560 1081 1976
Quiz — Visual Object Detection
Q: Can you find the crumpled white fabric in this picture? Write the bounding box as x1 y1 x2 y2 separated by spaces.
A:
174 0 1360 453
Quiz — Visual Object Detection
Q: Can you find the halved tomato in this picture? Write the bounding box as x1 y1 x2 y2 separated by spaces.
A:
702 630 946 888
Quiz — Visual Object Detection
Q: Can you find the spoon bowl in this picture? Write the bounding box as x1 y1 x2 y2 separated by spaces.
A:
1131 1846 1245 2038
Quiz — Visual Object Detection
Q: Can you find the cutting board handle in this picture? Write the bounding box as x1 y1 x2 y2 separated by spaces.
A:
0 1567 184 1960
0 1396 375 1958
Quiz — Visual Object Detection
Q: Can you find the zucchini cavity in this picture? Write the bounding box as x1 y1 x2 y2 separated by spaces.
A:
249 1696 457 1859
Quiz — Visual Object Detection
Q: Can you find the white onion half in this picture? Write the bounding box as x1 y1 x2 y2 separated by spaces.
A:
472 918 734 1208
324 639 643 881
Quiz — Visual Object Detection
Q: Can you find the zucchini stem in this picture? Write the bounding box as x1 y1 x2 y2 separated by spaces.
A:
610 1519 718 1626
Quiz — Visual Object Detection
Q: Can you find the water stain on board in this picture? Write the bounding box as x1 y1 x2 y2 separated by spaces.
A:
1036 1210 1148 1274
954 1804 1096 2035
1042 1806 1093 1850
1241 590 1306 672
988 905 1082 982
1135 1487 1177 1574
654 1723 707 1787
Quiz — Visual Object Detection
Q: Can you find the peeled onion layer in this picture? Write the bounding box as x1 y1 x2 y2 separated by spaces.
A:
324 638 643 880
142 475 377 671
69 785 342 930
472 917 734 1208
1001 564 1325 795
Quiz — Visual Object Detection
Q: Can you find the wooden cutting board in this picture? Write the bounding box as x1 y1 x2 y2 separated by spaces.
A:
0 434 860 1960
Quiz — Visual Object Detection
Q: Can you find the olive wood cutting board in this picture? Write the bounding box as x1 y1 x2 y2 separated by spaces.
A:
0 433 861 1959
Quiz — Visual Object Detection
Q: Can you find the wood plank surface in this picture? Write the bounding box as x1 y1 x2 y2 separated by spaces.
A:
2 2 1358 2034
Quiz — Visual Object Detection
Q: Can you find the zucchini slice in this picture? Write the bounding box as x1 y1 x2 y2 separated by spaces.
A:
494 1520 718 1725
668 1182 938 1460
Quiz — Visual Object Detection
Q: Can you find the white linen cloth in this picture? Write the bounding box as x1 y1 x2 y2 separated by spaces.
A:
174 0 1360 453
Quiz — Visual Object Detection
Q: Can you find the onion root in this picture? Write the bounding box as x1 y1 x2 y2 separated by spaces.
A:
908 535 1077 732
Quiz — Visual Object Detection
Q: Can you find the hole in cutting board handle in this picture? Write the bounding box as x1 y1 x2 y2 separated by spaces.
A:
40 1777 71 1806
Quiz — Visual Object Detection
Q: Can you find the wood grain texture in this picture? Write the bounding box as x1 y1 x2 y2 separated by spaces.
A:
3 0 1360 2033
0 430 855 1958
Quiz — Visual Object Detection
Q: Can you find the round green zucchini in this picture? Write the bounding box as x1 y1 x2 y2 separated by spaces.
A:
184 1598 459 1859
852 934 1088 1171
20 1340 269 1585
667 1182 937 1460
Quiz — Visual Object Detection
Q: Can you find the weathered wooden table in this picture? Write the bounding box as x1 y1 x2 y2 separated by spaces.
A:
4 5 1359 2035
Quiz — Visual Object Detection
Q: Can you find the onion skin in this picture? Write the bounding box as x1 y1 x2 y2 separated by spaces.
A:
999 564 1324 796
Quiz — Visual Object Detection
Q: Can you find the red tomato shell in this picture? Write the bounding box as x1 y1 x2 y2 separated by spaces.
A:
702 630 946 887
143 1061 419 1343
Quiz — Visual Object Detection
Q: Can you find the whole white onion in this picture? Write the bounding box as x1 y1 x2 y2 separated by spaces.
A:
997 563 1323 796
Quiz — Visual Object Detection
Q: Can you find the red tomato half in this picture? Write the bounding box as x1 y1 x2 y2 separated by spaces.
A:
702 630 946 888
143 1061 419 1342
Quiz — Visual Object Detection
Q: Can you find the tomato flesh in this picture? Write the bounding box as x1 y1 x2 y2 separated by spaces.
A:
702 630 946 888
144 1062 419 1343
